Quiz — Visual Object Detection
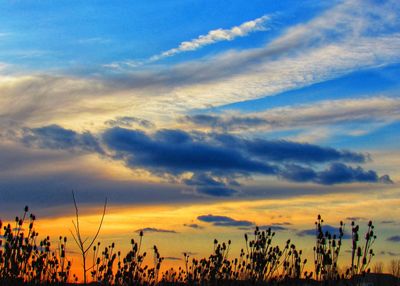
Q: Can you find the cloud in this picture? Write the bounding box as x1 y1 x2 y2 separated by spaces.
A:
183 96 400 133
21 124 104 154
150 15 270 61
0 169 203 219
183 172 239 197
381 220 397 224
0 75 112 126
11 125 391 197
257 225 288 231
297 224 350 239
197 214 253 227
103 127 368 172
105 116 155 129
387 235 400 242
0 143 74 174
213 135 367 163
282 163 393 185
193 186 236 197
101 127 393 193
183 223 204 229
239 222 292 231
102 127 277 175
272 222 292 226
136 227 177 234
346 217 366 222
182 114 270 131
2 1 400 132
317 163 392 185
164 257 182 261
100 0 400 119
380 251 400 257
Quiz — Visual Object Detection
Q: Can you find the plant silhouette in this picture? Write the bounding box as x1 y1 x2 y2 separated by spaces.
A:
70 191 107 284
1 207 395 285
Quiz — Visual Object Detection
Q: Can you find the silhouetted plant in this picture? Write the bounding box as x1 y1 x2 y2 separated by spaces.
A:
179 239 232 284
1 206 387 286
313 215 343 281
111 231 163 286
0 206 71 284
347 220 376 277
70 191 107 284
169 227 309 285
242 226 307 283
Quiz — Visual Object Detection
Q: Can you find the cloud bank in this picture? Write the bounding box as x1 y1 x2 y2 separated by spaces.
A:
12 124 393 197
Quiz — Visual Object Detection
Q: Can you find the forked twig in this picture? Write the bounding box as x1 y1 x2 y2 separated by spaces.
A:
70 190 107 284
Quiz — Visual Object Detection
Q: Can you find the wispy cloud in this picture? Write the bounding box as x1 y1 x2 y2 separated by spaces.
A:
105 116 155 129
136 227 178 234
183 223 204 229
0 62 10 73
197 214 253 227
2 1 400 129
183 96 400 133
387 235 400 242
149 15 270 62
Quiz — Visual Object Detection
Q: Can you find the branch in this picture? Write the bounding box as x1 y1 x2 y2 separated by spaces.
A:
84 197 107 254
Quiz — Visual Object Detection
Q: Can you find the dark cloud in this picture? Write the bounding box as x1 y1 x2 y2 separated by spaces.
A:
213 134 367 164
346 217 366 221
105 116 154 129
183 114 271 131
183 173 238 197
281 163 392 185
387 235 400 242
136 227 177 234
183 173 226 187
258 225 289 231
183 223 204 229
297 225 350 239
10 125 392 199
21 125 104 154
378 175 393 184
272 222 292 226
102 127 277 175
182 252 198 256
0 143 71 173
0 171 198 219
280 164 318 182
195 187 236 197
164 257 182 261
240 224 289 231
317 163 391 184
380 251 400 257
381 220 396 224
197 214 253 227
102 127 391 188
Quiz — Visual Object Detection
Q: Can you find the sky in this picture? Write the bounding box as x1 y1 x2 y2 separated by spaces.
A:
0 0 399 278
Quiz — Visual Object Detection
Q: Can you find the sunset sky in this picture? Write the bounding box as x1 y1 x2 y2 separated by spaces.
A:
0 0 399 277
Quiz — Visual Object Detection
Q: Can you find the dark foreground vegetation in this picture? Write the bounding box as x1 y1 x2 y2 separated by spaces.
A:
1 206 399 286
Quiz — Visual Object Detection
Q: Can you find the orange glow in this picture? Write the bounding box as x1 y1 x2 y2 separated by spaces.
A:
6 187 392 282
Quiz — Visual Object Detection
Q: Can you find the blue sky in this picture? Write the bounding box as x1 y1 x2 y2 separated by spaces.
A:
0 1 330 72
0 0 399 268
